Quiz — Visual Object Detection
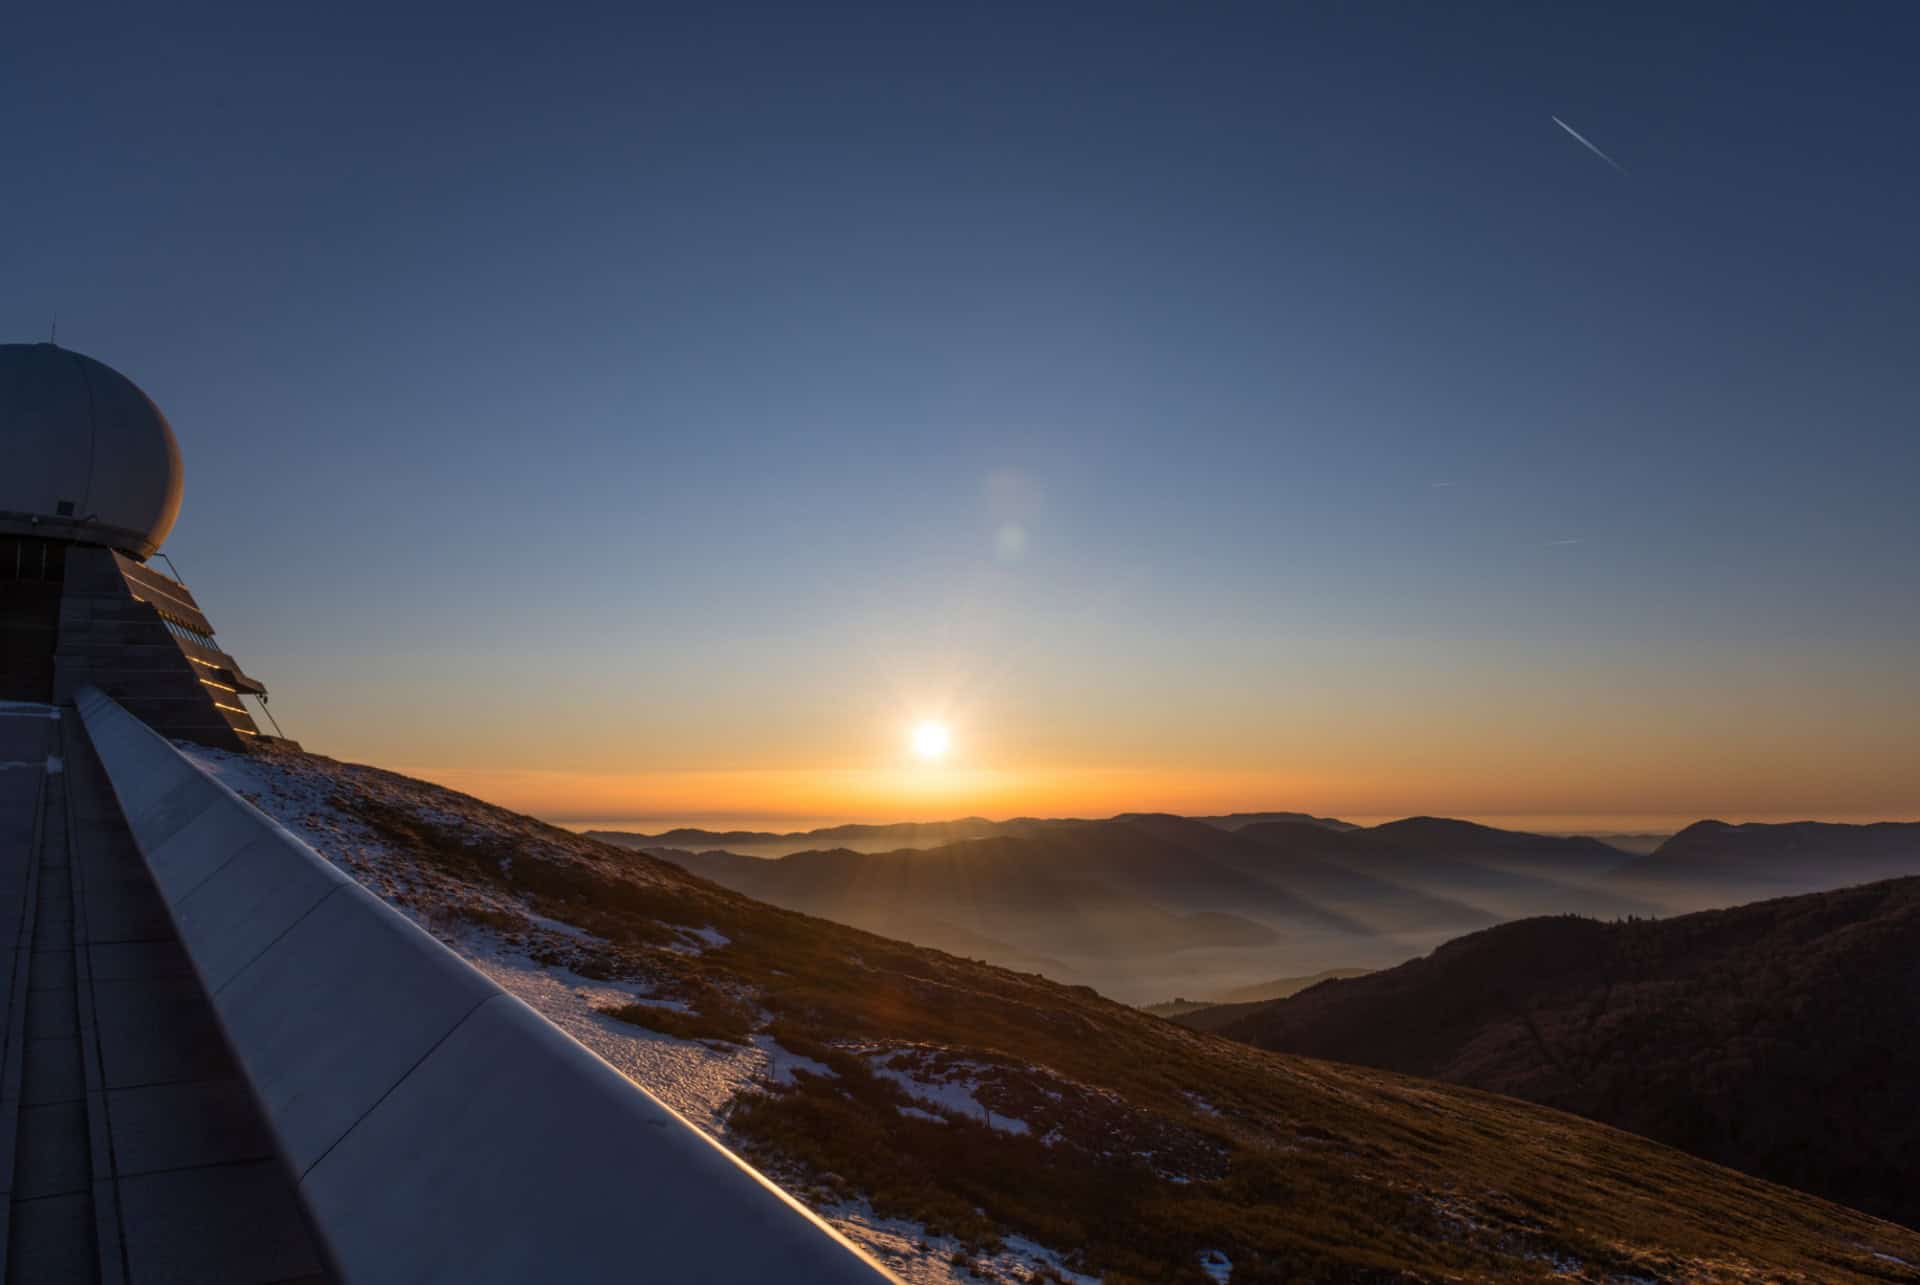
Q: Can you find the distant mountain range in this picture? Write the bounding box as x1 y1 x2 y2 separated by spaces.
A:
587 809 1355 858
590 816 1067 858
604 814 1920 1001
1141 968 1374 1018
626 813 1681 1001
1614 819 1920 894
1180 874 1920 1230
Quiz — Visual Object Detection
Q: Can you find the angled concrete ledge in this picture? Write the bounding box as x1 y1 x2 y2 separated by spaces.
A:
75 687 897 1285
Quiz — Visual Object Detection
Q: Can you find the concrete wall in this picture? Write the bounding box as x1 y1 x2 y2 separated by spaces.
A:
74 686 897 1285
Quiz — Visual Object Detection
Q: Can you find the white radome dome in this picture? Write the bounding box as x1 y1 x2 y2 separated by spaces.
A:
0 343 184 558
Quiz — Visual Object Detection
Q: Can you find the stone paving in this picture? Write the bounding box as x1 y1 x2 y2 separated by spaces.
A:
0 703 329 1284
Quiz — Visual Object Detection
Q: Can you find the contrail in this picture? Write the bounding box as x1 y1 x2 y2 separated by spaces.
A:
1552 116 1626 174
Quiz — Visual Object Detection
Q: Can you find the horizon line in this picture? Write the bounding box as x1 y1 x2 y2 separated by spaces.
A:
551 808 1920 836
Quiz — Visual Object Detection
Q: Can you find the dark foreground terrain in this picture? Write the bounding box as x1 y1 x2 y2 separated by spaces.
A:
1186 878 1920 1232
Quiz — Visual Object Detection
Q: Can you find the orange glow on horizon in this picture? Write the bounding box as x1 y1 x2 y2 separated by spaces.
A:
288 632 1920 837
374 758 1920 836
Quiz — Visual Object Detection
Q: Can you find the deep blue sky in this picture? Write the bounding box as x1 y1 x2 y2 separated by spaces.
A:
6 2 1916 825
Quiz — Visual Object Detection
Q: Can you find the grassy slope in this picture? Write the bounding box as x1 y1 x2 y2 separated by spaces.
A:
263 746 1920 1284
1193 881 1920 1233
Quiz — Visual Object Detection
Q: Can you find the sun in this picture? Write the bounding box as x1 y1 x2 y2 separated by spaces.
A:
911 721 951 760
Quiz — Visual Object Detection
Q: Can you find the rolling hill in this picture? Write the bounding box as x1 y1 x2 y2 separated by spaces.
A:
186 740 1920 1283
1184 877 1920 1231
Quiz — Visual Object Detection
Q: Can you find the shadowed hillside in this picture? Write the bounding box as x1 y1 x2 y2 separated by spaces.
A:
1188 877 1920 1230
187 742 1920 1283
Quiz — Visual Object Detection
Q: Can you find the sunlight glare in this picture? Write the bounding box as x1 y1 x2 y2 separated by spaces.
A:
911 721 951 760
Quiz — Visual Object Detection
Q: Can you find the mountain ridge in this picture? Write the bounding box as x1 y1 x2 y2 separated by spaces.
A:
1186 873 1920 1230
587 809 1357 859
1618 819 1920 890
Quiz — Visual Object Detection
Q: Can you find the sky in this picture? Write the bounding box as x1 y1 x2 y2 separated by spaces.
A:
5 1 1917 830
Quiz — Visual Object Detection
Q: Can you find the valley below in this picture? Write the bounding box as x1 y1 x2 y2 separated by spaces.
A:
591 813 1914 1006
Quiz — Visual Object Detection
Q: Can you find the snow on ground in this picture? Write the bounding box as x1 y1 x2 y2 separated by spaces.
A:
180 744 774 1139
808 1195 1100 1285
176 741 1077 1285
866 1050 1033 1135
454 931 765 1135
523 910 599 941
181 744 427 897
756 1033 836 1086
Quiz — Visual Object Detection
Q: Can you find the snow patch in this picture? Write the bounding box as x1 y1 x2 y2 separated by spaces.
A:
807 1195 1098 1285
612 995 692 1013
754 1034 836 1086
524 911 598 941
867 1053 1031 1136
1199 1249 1233 1282
679 924 730 950
458 939 761 1135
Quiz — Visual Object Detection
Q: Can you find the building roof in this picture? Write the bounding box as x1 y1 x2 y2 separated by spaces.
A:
0 342 184 557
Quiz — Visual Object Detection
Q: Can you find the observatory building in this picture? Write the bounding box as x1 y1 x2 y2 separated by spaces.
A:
0 343 272 747
0 345 891 1283
0 344 331 1278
